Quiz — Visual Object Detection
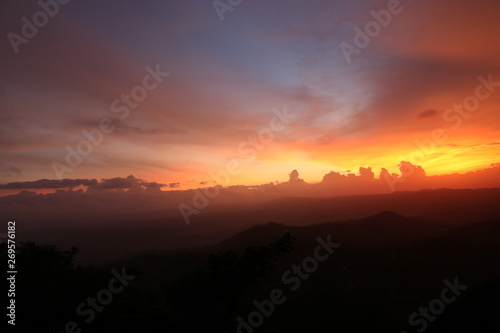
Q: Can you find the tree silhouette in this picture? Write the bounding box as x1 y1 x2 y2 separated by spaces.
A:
164 233 294 332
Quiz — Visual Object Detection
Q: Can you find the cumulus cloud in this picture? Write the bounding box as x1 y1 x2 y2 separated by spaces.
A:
399 161 426 181
359 167 375 181
322 171 347 183
289 170 301 182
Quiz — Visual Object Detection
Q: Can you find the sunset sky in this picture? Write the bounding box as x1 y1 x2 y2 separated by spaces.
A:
1 0 500 190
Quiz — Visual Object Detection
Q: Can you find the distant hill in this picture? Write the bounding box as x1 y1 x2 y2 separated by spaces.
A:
210 211 450 253
118 207 500 332
14 187 500 263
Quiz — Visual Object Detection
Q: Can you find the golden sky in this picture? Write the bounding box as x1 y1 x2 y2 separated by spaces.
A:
1 0 499 190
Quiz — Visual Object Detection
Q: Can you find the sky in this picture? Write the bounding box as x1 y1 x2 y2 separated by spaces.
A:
1 0 500 191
